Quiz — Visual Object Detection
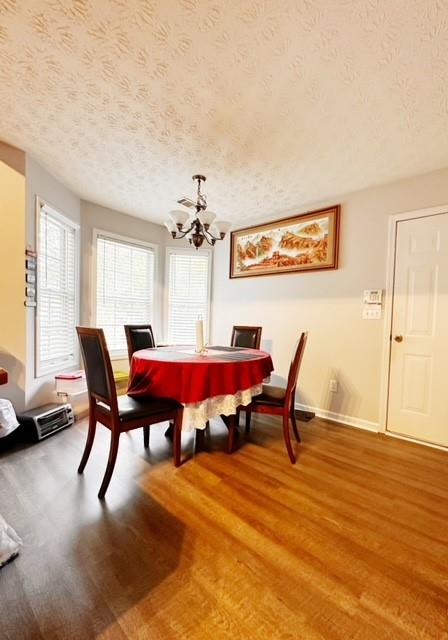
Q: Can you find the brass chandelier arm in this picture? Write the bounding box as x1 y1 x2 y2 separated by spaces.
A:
171 218 221 246
170 219 196 239
203 226 225 245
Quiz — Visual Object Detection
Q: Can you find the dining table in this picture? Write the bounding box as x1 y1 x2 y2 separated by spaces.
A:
127 345 274 441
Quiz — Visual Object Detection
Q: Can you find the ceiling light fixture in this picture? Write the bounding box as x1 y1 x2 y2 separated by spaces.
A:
164 174 231 249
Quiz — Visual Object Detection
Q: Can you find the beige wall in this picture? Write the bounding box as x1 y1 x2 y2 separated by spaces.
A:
211 167 448 429
0 153 27 410
0 141 25 175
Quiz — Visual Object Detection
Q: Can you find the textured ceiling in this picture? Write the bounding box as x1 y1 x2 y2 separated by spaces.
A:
1 0 448 226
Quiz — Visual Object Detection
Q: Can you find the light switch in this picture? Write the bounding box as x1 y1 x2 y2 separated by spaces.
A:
363 307 382 320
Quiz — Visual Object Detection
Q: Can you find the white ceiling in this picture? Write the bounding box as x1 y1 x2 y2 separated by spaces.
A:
1 0 448 226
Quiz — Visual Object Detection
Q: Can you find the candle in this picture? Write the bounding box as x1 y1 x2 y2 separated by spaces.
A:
195 318 204 353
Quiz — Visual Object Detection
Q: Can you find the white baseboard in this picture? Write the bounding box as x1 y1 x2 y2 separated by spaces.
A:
295 403 379 433
385 430 448 452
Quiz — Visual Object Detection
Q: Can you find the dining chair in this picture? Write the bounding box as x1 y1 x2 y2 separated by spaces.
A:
124 324 156 363
231 325 262 349
237 332 308 463
76 327 183 499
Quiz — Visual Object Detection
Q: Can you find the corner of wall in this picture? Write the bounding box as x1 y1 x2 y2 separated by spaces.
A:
0 145 27 410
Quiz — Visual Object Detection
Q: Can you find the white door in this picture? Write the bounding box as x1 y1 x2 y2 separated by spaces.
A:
387 212 448 447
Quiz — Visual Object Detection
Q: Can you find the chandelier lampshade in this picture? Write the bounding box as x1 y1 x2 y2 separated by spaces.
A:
213 220 232 238
169 210 190 228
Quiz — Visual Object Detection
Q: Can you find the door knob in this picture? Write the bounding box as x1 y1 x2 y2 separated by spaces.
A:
394 335 403 343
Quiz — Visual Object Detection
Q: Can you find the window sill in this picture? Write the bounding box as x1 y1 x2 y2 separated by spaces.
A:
35 360 78 379
110 353 129 362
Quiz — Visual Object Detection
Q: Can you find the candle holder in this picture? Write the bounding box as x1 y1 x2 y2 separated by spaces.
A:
195 346 207 355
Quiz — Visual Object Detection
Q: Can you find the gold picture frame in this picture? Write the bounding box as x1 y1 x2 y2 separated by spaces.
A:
230 205 340 278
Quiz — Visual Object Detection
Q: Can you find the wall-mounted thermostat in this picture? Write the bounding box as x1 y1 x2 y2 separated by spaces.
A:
363 289 382 305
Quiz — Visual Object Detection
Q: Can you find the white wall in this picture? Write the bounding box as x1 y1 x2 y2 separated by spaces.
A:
25 156 81 408
211 168 448 430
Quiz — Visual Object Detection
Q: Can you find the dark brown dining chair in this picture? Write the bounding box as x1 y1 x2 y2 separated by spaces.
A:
124 324 156 363
237 332 308 463
76 327 183 499
231 325 262 349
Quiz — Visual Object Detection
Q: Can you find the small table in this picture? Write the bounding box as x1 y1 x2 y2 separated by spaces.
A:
127 346 274 432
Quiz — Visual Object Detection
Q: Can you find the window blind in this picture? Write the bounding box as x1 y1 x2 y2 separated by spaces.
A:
166 251 210 344
37 206 77 375
96 235 155 354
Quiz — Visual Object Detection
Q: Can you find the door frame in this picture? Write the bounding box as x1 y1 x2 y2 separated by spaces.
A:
379 204 448 438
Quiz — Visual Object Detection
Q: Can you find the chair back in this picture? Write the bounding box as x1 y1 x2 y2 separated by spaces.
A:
76 327 118 412
231 325 262 349
285 332 308 409
124 324 155 362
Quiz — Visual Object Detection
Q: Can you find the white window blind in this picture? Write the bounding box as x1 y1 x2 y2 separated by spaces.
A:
166 250 210 344
96 235 155 354
37 205 78 375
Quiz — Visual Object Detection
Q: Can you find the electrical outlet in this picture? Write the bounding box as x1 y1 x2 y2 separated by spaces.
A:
329 379 338 393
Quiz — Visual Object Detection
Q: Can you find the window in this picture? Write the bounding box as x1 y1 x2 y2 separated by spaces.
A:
166 249 211 344
36 202 79 376
95 232 155 355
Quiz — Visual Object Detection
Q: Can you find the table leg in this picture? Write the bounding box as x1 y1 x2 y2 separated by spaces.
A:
226 414 237 454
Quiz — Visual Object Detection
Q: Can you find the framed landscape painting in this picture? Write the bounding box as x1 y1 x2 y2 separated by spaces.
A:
230 205 340 278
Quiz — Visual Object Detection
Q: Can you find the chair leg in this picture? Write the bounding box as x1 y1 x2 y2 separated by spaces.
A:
173 409 183 467
143 425 150 448
98 430 120 499
78 412 97 474
227 414 237 454
245 410 252 434
282 413 296 464
290 406 301 443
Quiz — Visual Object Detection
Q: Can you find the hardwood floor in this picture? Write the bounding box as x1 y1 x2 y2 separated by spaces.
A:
0 414 447 639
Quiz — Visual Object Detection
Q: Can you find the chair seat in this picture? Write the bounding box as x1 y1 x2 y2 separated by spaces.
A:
253 384 286 406
97 395 180 422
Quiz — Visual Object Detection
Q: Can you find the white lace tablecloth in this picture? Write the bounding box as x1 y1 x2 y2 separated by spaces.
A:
181 383 263 431
0 513 21 567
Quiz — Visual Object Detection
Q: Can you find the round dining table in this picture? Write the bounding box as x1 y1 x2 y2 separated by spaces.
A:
127 345 274 431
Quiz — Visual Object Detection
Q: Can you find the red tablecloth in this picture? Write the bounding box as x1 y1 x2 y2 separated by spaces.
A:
127 346 274 404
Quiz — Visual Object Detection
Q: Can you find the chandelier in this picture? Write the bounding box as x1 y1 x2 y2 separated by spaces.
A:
164 174 231 249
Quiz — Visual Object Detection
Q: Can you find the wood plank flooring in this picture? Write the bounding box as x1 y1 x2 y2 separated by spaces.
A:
0 415 447 639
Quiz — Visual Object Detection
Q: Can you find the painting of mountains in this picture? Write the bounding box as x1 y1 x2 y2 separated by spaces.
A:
230 206 340 278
